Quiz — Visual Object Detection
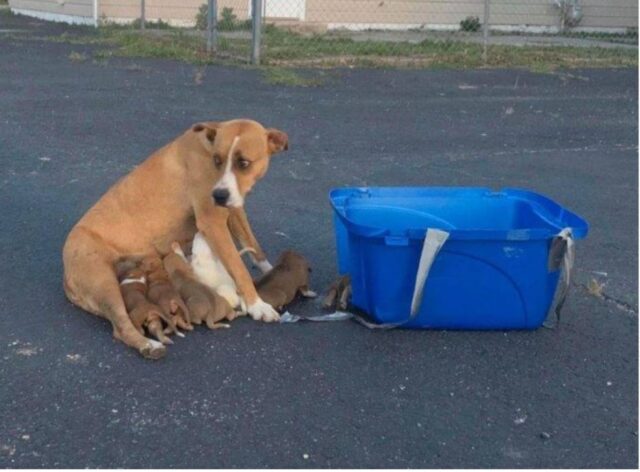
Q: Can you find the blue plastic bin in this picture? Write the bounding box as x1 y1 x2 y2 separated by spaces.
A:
330 187 588 329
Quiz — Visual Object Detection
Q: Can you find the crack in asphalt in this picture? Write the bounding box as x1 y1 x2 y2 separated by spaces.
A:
577 283 638 316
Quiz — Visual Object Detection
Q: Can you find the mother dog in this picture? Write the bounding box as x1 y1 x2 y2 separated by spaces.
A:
62 120 288 359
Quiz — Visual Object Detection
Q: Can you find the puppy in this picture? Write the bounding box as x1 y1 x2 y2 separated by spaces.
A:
118 267 175 345
254 250 317 311
322 275 352 311
190 231 254 312
163 242 236 329
141 256 192 332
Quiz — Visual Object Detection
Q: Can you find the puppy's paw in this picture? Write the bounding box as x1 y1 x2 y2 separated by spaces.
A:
139 339 167 360
247 298 280 323
208 323 231 330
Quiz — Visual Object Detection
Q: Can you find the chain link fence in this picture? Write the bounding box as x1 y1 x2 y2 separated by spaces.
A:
88 0 638 66
254 0 638 66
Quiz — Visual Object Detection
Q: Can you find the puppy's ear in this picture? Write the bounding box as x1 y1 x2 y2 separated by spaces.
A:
192 122 220 148
140 256 160 273
114 258 138 280
267 128 289 155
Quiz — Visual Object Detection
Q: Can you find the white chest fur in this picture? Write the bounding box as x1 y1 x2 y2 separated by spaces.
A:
190 232 242 309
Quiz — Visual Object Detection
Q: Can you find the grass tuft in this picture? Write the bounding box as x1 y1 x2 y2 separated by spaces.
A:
262 68 325 87
68 51 88 62
45 25 637 71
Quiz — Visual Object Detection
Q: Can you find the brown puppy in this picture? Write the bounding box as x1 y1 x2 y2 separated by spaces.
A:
118 267 175 345
142 256 192 332
62 120 288 358
255 250 317 311
163 243 235 330
322 275 352 311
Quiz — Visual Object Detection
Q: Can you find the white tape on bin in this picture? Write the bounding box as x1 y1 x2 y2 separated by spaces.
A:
280 228 450 328
544 227 575 327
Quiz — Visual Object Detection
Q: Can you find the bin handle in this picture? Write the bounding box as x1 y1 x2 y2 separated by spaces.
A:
409 228 450 317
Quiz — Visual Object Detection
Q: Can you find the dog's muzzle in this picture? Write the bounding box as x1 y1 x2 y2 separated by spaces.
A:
212 188 230 206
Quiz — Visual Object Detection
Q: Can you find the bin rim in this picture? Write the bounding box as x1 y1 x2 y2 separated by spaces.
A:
329 186 589 242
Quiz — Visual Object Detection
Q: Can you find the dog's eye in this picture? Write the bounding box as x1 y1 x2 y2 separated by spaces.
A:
237 157 251 170
213 154 222 169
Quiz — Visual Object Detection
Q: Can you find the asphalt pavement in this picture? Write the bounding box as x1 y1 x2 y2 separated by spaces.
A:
0 12 637 468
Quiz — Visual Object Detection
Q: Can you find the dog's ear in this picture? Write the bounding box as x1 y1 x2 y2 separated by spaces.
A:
192 122 220 148
267 128 289 155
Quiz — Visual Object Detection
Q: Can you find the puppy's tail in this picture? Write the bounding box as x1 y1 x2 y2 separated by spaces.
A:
239 247 257 257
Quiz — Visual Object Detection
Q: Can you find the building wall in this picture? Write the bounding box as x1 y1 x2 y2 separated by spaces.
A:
305 0 638 31
9 0 95 24
579 0 637 29
98 0 248 26
10 0 639 31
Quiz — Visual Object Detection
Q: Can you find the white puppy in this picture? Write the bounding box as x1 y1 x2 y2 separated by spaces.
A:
190 232 255 312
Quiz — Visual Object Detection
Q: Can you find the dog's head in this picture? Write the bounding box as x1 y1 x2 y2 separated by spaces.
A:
189 119 288 208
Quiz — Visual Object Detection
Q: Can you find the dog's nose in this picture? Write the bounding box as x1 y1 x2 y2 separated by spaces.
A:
212 188 230 206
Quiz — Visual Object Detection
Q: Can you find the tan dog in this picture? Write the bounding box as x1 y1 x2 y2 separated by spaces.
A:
255 250 317 311
141 256 192 332
118 267 175 345
163 243 236 329
62 119 288 358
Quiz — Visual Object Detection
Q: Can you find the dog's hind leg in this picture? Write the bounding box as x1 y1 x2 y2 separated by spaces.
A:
63 228 167 359
228 207 272 273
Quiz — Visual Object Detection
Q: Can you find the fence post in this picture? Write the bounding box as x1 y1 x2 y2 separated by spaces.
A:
140 0 145 30
251 0 263 65
482 0 490 63
207 0 218 53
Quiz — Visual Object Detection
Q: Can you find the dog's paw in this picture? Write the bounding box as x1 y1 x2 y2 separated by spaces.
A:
247 298 280 323
255 259 274 274
139 339 167 360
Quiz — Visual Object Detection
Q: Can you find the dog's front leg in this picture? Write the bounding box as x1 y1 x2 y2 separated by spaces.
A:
228 207 273 274
196 205 280 322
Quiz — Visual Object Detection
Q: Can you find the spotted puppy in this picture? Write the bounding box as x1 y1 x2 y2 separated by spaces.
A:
254 250 316 311
163 242 236 329
118 267 176 345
